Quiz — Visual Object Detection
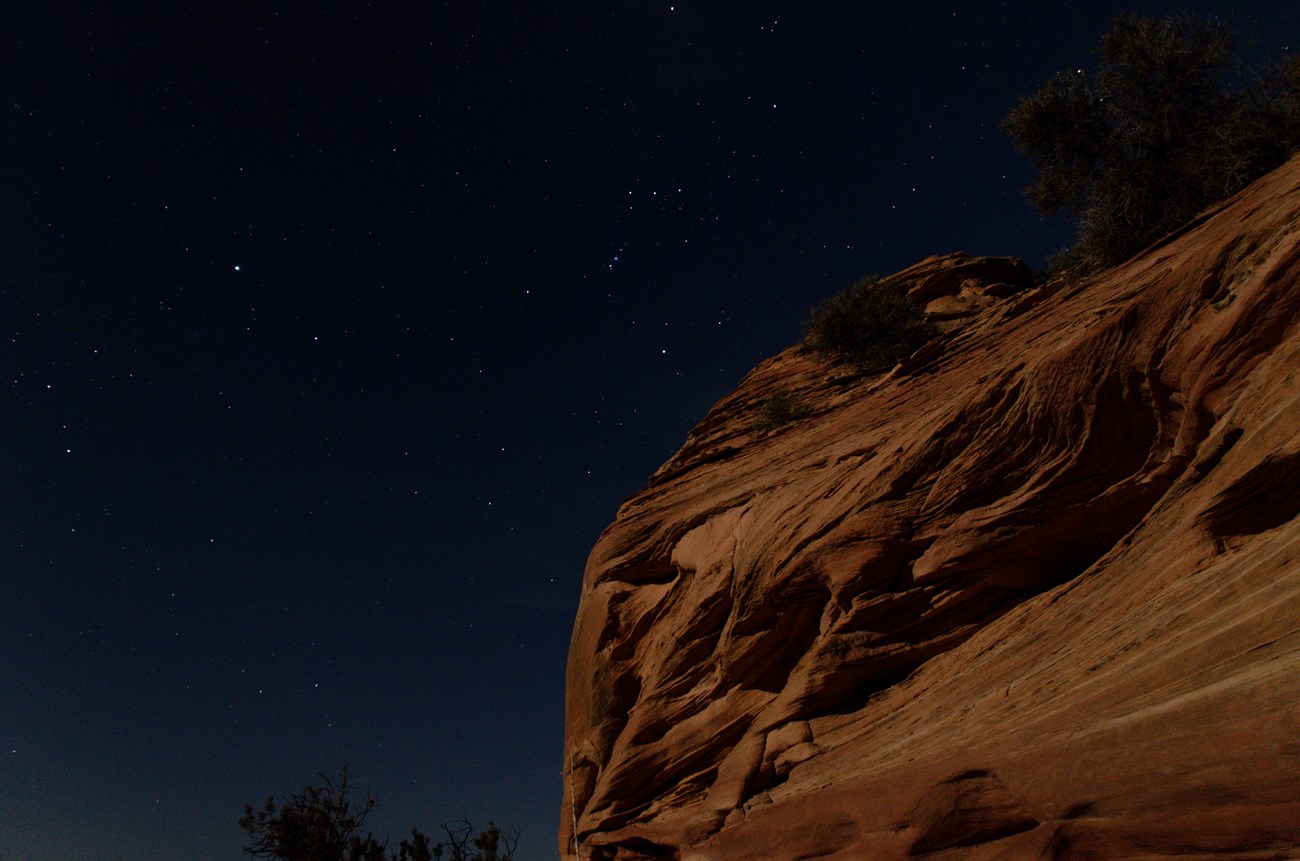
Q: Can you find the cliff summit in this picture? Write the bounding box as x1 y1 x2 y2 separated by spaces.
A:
564 154 1300 860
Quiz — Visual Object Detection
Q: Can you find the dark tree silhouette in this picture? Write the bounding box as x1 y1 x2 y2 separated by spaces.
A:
1004 13 1300 274
239 765 519 861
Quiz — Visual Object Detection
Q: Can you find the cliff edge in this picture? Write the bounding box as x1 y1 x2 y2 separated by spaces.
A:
563 154 1300 860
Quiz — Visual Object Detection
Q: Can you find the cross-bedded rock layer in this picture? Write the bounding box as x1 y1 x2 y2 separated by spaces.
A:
563 155 1300 860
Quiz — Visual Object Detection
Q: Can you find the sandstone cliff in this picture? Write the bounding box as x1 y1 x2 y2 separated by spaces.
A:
563 154 1300 860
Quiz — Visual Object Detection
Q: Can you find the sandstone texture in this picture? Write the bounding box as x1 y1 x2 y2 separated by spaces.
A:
563 155 1300 860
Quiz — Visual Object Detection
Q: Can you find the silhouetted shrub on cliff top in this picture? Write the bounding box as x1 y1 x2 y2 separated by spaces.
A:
803 275 936 371
1004 13 1300 274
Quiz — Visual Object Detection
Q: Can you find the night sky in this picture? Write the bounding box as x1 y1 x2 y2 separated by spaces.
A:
3 3 1293 859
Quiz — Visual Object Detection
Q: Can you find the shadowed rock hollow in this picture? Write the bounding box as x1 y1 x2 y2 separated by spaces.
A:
562 155 1300 861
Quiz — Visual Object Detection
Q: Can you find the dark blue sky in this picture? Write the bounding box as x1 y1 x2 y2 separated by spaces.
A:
2 2 1293 859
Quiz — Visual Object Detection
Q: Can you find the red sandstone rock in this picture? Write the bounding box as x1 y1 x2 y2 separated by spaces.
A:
562 154 1300 861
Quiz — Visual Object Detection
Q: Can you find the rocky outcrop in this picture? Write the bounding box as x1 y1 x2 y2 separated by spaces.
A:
562 154 1300 860
888 252 1033 327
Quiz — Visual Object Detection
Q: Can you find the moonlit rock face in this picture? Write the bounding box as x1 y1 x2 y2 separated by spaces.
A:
562 155 1300 860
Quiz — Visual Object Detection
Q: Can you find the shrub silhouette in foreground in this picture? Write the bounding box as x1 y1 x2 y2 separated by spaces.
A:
804 275 936 371
1004 13 1300 274
239 765 518 861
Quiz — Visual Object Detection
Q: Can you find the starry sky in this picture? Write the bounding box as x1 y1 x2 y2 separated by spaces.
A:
2 3 1293 859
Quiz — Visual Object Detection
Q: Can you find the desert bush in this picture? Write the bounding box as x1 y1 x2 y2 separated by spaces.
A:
803 275 936 371
754 389 812 430
1004 13 1300 274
